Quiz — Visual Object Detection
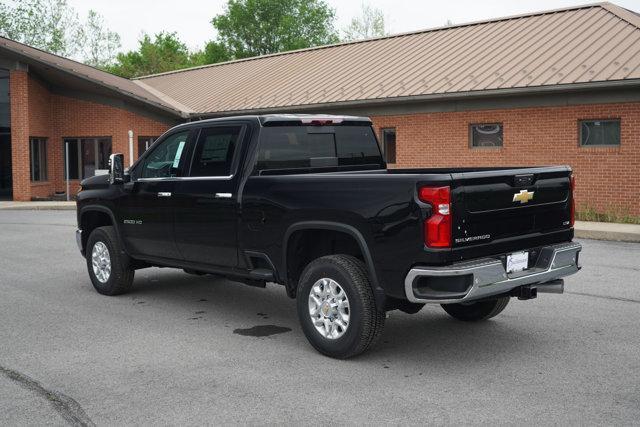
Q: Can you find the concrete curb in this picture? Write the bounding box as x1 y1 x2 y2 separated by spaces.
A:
0 202 76 211
574 221 640 243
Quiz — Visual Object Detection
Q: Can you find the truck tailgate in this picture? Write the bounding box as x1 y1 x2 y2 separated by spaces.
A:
451 167 573 247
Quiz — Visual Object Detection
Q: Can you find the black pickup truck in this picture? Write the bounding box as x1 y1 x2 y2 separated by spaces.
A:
76 114 581 358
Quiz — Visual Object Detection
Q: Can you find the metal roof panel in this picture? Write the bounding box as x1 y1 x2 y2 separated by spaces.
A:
136 2 640 115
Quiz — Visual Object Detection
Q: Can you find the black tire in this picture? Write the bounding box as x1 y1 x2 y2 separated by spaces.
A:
441 297 509 321
296 255 385 359
86 226 134 296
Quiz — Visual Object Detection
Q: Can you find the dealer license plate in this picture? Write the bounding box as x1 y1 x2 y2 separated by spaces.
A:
506 251 529 273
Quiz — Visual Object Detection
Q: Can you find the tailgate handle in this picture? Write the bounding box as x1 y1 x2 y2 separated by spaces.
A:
514 174 534 187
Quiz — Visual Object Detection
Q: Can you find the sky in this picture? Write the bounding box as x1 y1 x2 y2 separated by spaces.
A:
65 0 640 52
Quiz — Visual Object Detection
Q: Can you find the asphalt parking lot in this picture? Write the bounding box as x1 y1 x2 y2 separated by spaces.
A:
1 210 639 425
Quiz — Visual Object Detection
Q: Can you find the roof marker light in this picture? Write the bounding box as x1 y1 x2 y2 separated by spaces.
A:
300 117 343 125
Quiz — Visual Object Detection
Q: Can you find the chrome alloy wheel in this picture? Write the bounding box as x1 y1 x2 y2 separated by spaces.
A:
91 241 111 283
308 278 350 339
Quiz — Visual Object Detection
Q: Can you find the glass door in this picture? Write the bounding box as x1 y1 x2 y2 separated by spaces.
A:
0 69 11 200
0 133 11 200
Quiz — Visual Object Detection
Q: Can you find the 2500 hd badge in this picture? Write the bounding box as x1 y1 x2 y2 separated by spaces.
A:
75 114 582 359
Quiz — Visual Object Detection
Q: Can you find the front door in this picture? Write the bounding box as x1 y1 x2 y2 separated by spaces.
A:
118 130 192 260
173 125 246 268
0 132 11 200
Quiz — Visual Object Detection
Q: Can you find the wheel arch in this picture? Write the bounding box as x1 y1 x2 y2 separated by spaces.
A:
79 205 122 255
282 221 385 307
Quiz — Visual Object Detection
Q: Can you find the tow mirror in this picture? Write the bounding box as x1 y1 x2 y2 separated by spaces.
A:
109 153 125 185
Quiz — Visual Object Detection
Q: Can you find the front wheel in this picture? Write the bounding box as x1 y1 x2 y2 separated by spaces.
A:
296 255 385 359
441 297 509 321
86 226 134 295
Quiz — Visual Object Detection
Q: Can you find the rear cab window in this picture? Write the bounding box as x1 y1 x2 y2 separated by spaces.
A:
255 122 384 174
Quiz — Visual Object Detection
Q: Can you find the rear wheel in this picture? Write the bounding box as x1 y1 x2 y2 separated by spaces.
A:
86 226 134 295
296 255 385 359
441 297 509 321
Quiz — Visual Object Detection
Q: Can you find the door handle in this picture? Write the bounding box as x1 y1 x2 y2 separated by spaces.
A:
158 192 172 198
215 193 233 199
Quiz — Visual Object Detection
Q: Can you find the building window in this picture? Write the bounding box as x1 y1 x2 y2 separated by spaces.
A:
580 120 620 146
138 136 158 158
470 123 503 147
63 137 112 180
381 128 396 164
29 138 48 182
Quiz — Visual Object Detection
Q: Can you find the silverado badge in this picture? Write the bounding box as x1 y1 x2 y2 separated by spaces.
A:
513 189 534 204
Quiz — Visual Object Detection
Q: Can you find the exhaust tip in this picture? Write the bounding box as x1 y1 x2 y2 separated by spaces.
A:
537 279 565 294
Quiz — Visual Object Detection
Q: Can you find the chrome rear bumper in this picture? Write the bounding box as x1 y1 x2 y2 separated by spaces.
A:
404 242 582 304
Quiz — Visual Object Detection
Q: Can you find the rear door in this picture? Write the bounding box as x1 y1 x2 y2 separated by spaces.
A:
173 124 247 268
451 167 572 247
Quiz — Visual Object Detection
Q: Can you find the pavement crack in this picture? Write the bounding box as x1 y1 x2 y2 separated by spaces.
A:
0 365 95 427
566 291 640 304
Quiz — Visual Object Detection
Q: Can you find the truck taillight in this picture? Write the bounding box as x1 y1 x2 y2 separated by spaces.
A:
419 186 452 248
570 175 576 227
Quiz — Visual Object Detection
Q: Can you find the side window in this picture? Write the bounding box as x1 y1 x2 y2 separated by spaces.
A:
580 120 620 146
380 128 396 164
470 123 503 147
141 131 189 178
137 136 158 158
189 126 241 177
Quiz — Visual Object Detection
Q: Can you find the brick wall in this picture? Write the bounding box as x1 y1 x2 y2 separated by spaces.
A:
9 70 30 200
28 74 53 199
9 70 640 215
372 102 640 216
9 70 172 200
47 91 171 197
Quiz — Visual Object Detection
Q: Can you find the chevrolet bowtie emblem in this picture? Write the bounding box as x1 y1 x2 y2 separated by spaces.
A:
513 189 535 204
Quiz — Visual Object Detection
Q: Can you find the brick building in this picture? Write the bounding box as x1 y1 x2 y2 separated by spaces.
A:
0 2 638 215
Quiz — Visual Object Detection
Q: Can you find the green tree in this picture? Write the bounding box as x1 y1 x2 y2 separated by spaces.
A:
0 1 120 66
190 41 232 66
211 0 339 59
106 32 199 78
80 10 121 68
342 4 388 42
0 0 82 57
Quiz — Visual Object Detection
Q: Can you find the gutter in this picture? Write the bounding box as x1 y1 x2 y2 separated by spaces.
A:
190 79 640 119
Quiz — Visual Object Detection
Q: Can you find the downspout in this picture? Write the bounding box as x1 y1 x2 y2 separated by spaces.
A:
128 130 134 166
65 141 70 201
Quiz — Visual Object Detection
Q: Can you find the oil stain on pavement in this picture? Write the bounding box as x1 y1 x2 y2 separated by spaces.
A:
233 325 292 337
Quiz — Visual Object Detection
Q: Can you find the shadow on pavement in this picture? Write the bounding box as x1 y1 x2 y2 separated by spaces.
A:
117 268 535 364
